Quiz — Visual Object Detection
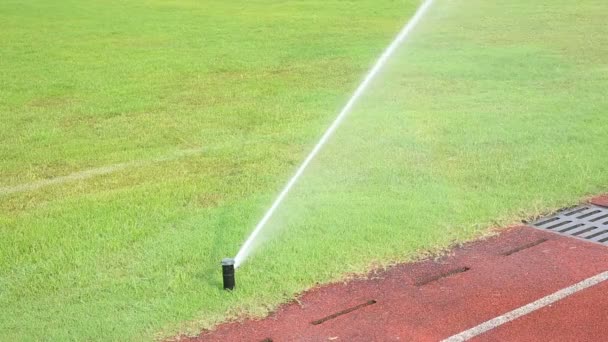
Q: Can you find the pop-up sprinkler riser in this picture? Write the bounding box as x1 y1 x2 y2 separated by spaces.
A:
222 258 235 290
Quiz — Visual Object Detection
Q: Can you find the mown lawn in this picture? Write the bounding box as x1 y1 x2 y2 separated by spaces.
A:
1 0 607 340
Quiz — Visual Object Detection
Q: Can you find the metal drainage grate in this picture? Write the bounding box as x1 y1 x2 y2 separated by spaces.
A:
532 205 608 245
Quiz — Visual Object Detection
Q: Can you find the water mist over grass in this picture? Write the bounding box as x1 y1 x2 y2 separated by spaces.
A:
236 0 608 295
233 0 436 268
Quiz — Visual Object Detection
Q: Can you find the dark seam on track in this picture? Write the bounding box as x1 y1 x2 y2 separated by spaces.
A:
502 239 549 256
415 266 470 286
311 300 377 325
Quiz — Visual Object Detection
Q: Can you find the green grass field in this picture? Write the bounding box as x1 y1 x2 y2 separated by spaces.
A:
1 0 607 340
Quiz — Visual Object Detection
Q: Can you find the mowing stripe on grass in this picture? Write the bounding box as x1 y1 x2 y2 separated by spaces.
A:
442 270 608 342
0 148 203 196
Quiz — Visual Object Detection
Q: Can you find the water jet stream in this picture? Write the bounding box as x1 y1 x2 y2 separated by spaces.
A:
234 0 435 268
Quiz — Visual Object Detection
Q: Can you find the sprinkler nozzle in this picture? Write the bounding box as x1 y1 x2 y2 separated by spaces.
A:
221 258 235 290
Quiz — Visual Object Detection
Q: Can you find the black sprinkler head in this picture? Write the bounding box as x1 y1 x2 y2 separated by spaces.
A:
221 258 235 290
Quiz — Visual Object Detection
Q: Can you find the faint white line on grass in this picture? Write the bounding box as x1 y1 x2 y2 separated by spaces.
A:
233 0 436 268
442 270 608 342
0 148 203 197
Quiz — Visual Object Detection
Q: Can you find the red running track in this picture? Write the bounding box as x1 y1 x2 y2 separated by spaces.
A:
186 195 608 341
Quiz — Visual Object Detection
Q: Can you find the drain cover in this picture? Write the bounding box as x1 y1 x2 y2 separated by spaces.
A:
532 205 608 245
